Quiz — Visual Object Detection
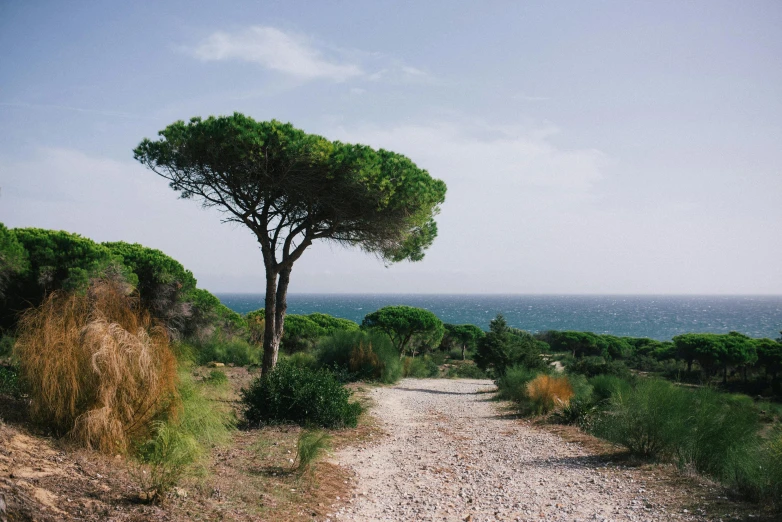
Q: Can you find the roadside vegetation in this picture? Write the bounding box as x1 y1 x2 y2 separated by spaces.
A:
1 221 781 514
480 316 782 510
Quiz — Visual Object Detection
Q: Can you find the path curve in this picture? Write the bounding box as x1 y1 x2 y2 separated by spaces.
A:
334 378 704 522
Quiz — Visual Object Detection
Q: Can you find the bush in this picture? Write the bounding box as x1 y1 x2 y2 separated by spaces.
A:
286 351 318 369
589 374 632 403
0 365 22 398
317 330 401 384
193 337 260 366
202 369 228 386
526 374 575 414
242 362 362 428
0 334 15 357
496 365 541 403
14 280 178 453
446 363 487 379
403 356 439 378
592 379 691 459
555 396 598 428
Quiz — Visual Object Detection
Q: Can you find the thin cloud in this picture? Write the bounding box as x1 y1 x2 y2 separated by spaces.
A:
190 26 363 82
186 26 433 85
329 121 608 191
0 102 155 120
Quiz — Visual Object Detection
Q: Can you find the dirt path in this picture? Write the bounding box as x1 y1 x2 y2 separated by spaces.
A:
333 378 709 522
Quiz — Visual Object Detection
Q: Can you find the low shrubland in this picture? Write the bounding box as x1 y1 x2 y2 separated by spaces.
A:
403 355 439 378
446 362 487 379
189 335 260 366
242 361 362 429
590 378 782 504
317 330 402 383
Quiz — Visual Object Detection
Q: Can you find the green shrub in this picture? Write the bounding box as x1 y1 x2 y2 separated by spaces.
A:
555 395 598 428
317 330 401 384
428 351 447 365
0 365 22 398
447 348 465 360
678 388 759 480
589 374 632 403
193 337 260 366
446 363 487 379
403 356 439 378
242 362 362 429
286 351 318 369
592 379 691 459
496 365 541 403
295 429 332 475
202 369 228 386
0 334 15 357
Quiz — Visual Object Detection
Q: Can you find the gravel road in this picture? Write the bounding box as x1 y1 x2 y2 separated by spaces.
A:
333 378 708 522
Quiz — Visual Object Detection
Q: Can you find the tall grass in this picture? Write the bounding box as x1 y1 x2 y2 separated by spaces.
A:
136 370 233 501
295 429 332 476
14 280 178 453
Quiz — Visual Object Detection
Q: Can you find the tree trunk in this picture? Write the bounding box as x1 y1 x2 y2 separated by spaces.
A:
687 360 692 372
723 366 728 385
261 269 280 377
260 266 293 377
462 343 466 360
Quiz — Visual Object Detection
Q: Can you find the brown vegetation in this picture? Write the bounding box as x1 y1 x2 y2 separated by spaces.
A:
526 374 574 413
349 342 381 378
14 279 178 453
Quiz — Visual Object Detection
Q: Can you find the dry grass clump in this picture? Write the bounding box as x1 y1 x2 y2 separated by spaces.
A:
526 374 574 414
15 279 178 453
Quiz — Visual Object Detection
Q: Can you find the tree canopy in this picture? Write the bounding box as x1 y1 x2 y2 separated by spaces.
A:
0 224 29 303
135 114 446 375
441 323 485 359
673 332 757 382
361 305 445 358
475 314 547 375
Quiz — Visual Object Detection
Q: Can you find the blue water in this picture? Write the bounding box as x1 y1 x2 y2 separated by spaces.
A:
215 294 782 341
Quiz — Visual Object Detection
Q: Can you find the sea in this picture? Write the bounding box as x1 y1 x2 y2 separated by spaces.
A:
215 294 782 342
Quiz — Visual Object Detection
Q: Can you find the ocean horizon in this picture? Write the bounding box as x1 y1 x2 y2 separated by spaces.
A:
216 293 782 341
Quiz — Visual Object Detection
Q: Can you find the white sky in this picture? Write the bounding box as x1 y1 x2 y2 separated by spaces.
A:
1 1 780 294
